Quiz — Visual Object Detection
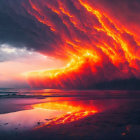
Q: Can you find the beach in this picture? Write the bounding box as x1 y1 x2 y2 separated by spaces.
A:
0 89 140 140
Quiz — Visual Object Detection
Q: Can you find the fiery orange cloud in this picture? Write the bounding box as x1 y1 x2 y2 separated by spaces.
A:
24 0 140 88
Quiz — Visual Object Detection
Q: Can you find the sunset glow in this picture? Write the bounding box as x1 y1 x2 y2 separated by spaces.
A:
23 0 140 88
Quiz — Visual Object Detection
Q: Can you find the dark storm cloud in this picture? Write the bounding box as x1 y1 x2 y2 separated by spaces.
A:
0 0 33 46
0 0 57 53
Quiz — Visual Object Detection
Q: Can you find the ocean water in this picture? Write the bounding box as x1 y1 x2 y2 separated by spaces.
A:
0 88 140 98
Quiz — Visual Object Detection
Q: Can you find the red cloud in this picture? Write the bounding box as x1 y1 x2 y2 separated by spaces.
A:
24 0 140 88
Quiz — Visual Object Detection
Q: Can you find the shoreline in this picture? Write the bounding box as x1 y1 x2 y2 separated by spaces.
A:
0 91 140 140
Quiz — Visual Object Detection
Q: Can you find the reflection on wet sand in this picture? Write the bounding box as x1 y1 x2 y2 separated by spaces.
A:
32 99 98 128
0 93 140 140
0 97 98 131
0 108 64 131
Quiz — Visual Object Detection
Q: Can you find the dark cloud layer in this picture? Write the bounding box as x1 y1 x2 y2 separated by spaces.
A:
0 0 57 53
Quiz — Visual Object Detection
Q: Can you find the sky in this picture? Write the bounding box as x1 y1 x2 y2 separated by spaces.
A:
0 0 140 89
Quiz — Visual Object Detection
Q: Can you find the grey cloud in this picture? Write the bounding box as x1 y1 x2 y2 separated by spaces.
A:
0 44 33 62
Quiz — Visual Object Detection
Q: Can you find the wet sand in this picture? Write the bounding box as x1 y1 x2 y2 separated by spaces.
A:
0 90 140 140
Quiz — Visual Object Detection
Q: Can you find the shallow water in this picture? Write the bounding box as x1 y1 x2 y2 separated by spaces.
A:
0 108 65 131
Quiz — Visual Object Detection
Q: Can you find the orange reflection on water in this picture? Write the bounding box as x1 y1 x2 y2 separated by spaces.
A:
32 99 98 127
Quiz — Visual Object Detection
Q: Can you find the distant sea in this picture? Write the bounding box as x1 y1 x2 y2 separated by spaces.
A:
0 88 140 99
